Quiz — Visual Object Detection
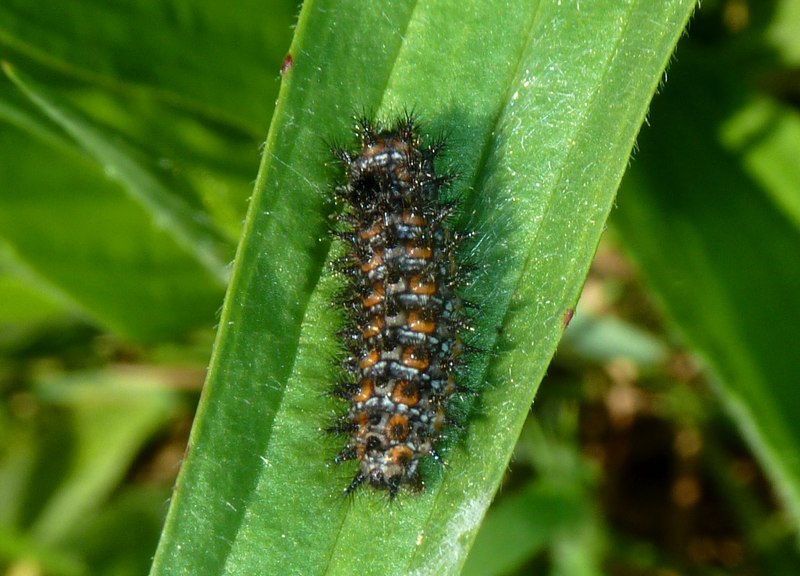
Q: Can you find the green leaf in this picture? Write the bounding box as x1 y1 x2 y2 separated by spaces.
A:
151 0 696 574
4 63 231 285
0 243 69 328
614 49 800 536
463 481 590 576
465 415 603 576
66 487 173 576
31 371 180 546
0 369 180 571
0 119 224 340
0 0 298 135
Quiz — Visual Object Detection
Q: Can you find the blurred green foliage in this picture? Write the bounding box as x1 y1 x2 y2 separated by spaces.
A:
1 1 299 574
1 0 799 575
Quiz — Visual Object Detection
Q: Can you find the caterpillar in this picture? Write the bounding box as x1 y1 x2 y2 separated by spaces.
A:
329 113 468 498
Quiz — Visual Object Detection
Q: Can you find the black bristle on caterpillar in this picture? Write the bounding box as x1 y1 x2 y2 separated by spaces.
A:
329 112 469 499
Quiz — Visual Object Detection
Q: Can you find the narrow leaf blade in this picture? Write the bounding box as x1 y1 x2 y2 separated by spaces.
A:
152 1 696 574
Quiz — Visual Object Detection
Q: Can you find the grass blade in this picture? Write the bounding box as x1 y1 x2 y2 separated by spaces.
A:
152 1 696 574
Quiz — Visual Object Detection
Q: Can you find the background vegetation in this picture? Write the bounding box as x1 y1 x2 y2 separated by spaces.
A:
1 0 798 574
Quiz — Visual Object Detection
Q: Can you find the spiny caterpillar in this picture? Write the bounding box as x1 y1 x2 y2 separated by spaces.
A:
329 113 471 498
